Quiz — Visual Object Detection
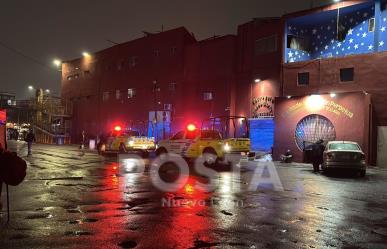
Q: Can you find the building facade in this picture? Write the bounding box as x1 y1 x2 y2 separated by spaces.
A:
61 27 237 142
273 0 387 166
61 0 387 166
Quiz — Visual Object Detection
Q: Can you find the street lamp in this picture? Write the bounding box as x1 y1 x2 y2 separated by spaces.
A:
28 85 34 91
254 78 261 83
53 59 61 67
82 51 90 57
45 89 51 94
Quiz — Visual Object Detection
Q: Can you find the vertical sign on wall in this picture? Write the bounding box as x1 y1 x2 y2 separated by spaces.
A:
0 109 7 149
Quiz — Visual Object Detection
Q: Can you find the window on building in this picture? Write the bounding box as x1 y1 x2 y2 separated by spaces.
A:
255 35 278 55
298 72 310 86
203 91 214 101
116 90 121 100
127 88 136 98
287 35 310 52
340 68 354 82
74 74 79 79
102 92 110 102
368 18 375 32
170 46 177 55
129 56 137 67
164 103 172 111
169 82 177 91
67 76 73 81
153 49 160 57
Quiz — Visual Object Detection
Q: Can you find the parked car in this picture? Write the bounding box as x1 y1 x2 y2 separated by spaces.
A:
322 141 366 177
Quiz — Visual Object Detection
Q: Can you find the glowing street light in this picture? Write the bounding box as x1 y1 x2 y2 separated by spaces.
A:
254 78 261 83
28 85 34 91
53 59 61 67
82 52 90 57
330 93 337 98
45 89 51 94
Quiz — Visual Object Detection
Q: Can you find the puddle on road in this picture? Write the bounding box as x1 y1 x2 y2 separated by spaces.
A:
118 240 138 248
25 213 53 220
68 218 99 224
9 234 30 240
64 231 93 236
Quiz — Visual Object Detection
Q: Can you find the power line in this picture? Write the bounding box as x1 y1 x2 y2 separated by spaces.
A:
0 39 51 71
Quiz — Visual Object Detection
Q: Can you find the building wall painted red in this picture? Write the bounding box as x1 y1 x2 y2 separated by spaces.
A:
273 92 371 162
282 52 387 125
61 27 237 141
235 18 283 118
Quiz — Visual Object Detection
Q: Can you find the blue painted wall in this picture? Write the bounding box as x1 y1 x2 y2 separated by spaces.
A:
379 0 387 51
285 1 386 63
250 119 274 152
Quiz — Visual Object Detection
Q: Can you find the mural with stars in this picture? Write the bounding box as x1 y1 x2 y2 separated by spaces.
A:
285 1 386 63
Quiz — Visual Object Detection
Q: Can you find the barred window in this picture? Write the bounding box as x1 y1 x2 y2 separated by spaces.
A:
127 88 136 98
203 92 214 101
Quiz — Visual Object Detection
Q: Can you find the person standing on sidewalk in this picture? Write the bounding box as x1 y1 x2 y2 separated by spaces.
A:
25 129 35 156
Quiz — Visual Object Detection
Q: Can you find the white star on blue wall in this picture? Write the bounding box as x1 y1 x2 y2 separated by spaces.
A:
285 4 384 63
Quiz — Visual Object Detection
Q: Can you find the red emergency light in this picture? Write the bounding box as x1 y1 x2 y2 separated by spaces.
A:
114 125 122 132
186 124 196 132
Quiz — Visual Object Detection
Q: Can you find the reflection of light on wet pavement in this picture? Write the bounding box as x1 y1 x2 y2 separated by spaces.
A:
184 183 195 195
220 174 232 193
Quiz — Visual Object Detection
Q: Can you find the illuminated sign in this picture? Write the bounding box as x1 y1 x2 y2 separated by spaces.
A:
283 97 354 119
252 96 274 118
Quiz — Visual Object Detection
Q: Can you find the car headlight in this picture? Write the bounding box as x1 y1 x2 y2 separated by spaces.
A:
224 143 231 152
128 140 135 146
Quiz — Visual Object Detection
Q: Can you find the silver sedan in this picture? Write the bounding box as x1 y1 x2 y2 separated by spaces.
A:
322 141 366 177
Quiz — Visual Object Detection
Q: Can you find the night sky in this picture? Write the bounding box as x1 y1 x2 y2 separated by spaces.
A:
0 0 329 99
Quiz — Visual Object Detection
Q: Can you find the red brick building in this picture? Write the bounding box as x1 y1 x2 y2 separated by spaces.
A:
273 0 387 166
61 27 237 142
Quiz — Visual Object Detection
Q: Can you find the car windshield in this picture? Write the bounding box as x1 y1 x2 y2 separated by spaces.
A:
200 130 222 139
329 143 360 151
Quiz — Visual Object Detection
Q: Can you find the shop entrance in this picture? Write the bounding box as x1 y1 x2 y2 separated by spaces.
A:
249 118 274 152
377 126 387 167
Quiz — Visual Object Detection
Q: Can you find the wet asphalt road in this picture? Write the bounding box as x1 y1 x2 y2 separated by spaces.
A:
1 141 387 249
